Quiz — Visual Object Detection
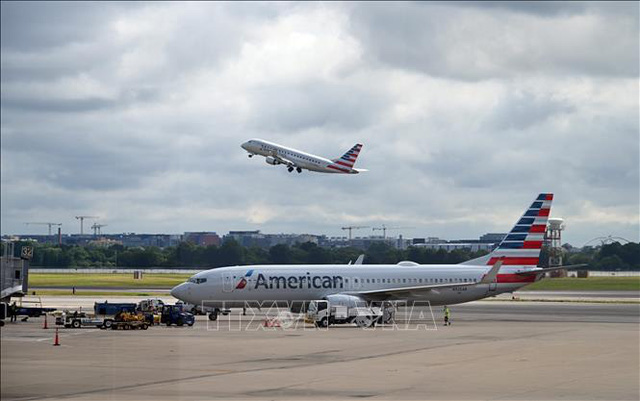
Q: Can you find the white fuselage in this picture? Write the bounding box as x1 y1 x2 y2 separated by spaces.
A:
241 139 360 174
170 264 534 308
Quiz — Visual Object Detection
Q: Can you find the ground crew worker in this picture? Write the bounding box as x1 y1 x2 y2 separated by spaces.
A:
10 301 17 322
443 306 451 326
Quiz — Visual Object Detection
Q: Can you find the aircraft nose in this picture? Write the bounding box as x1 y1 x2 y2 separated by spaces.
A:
241 141 249 150
171 283 187 301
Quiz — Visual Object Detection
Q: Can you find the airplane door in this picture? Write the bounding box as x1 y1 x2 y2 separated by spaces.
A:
222 272 234 292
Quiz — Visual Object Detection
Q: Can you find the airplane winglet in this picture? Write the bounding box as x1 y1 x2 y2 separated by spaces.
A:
480 259 503 284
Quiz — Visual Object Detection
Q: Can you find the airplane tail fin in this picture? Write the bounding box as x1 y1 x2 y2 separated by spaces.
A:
461 193 553 270
330 144 363 171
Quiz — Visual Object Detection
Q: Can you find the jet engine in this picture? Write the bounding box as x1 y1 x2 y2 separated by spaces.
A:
265 156 279 165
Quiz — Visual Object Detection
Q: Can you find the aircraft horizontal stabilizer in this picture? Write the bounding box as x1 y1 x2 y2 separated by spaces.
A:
514 264 587 275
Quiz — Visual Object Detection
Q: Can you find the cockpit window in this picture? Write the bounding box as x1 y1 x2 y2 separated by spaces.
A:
188 277 207 284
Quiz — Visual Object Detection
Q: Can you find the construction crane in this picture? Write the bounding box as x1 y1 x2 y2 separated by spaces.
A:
91 223 107 236
372 225 415 239
25 222 62 236
341 226 370 241
75 216 98 235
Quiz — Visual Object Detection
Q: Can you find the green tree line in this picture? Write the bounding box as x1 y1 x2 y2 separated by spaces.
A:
3 240 639 270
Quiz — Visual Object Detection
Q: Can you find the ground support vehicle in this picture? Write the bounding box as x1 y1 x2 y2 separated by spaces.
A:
94 302 136 329
161 305 195 326
1 300 56 326
306 300 384 328
56 312 104 329
107 312 149 330
137 299 165 313
142 312 161 326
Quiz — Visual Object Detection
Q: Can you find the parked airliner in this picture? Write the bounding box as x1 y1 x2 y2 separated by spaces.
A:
241 139 367 174
171 194 578 321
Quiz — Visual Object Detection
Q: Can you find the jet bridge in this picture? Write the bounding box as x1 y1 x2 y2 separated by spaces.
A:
1 240 30 302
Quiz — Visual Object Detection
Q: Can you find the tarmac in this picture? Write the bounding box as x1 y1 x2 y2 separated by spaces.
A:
1 300 638 401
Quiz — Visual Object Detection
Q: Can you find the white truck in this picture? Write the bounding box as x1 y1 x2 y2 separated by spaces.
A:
56 311 105 329
306 300 388 328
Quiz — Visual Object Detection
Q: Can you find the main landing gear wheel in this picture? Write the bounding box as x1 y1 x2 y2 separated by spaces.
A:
296 167 302 173
208 310 218 321
248 154 253 158
288 167 294 173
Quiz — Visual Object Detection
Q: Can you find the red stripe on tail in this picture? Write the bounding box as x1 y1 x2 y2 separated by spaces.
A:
488 257 539 265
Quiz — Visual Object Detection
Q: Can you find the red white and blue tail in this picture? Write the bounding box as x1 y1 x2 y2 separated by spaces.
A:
328 144 363 173
462 193 553 270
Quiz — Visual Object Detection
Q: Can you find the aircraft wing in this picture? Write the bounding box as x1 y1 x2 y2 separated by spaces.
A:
275 155 295 166
348 281 477 301
270 152 297 168
350 260 503 301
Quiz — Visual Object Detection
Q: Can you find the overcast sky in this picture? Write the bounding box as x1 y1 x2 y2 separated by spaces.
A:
1 1 638 246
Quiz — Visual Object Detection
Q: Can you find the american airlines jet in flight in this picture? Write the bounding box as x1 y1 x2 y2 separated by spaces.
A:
241 139 367 174
171 194 575 322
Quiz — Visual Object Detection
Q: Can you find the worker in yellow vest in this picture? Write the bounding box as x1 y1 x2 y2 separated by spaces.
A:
443 306 451 326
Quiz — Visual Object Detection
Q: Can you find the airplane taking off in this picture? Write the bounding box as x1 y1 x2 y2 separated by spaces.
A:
241 139 367 174
172 194 581 322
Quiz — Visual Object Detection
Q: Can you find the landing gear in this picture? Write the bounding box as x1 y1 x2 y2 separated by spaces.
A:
288 167 294 173
248 154 253 158
296 167 302 173
208 309 219 321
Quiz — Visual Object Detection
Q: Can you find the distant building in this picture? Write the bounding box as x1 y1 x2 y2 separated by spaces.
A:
224 231 322 248
225 231 268 247
184 232 221 247
414 242 495 252
88 238 123 247
108 234 181 248
479 233 507 243
319 236 350 248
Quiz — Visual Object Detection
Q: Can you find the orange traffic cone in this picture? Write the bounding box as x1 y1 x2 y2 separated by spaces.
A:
43 314 48 330
53 327 60 346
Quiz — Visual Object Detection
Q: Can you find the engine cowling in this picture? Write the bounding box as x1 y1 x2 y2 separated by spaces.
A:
265 156 279 165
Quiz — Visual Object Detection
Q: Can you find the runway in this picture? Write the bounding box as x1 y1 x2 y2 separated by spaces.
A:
2 301 638 400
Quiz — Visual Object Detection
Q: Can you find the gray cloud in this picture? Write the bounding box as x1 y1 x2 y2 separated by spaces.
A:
1 2 638 245
0 2 120 51
247 82 386 133
347 2 639 80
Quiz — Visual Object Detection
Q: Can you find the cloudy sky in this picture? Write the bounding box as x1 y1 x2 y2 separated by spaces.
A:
1 1 638 246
